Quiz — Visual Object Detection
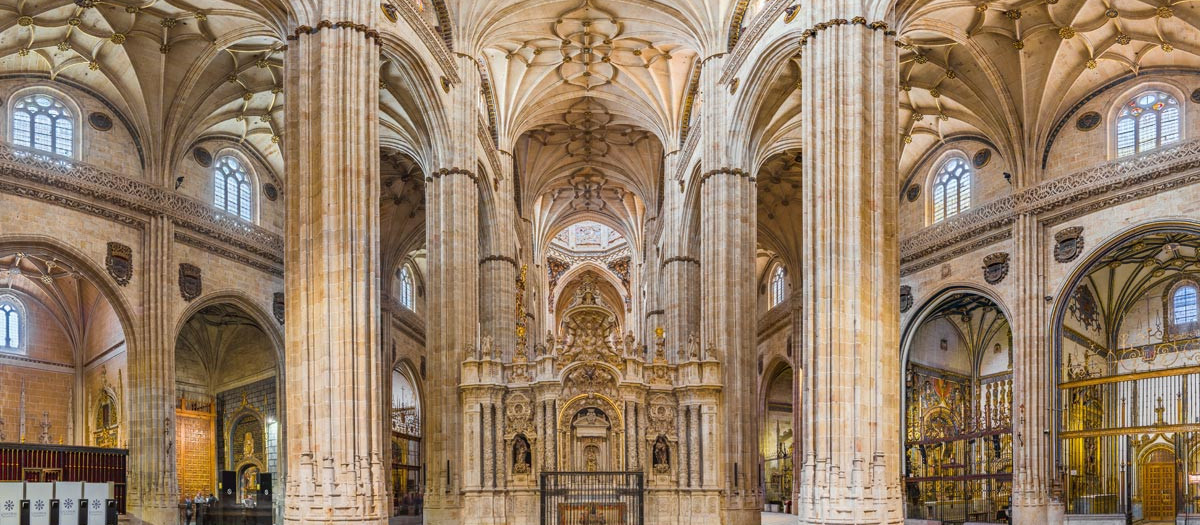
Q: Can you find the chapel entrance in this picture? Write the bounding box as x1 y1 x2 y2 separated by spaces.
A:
540 471 644 525
1142 448 1175 521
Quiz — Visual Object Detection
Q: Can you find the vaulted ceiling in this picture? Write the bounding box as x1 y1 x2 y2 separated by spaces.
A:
896 0 1200 183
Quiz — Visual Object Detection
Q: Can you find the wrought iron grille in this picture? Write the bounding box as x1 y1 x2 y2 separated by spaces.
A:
540 471 644 525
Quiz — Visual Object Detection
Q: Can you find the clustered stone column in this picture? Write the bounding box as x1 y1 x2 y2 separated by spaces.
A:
422 52 482 523
281 2 387 523
796 2 902 523
127 214 177 525
1011 212 1052 524
697 54 759 524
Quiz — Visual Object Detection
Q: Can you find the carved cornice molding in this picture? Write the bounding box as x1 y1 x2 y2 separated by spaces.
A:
387 0 459 82
699 167 754 184
428 167 477 181
900 138 1200 276
660 256 699 269
480 254 518 269
721 0 794 84
175 232 282 277
0 144 284 268
287 20 382 46
645 309 665 319
478 123 503 182
673 130 700 182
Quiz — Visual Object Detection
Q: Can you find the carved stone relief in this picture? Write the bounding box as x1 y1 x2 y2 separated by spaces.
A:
1053 226 1085 263
982 252 1010 285
179 263 202 301
105 242 132 286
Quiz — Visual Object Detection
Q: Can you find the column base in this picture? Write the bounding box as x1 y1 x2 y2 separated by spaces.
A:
1011 502 1049 525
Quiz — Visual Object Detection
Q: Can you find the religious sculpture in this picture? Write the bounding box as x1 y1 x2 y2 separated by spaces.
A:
652 436 670 473
37 411 50 444
512 435 532 474
243 431 256 459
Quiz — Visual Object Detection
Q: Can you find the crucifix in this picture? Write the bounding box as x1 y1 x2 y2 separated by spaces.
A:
38 411 51 444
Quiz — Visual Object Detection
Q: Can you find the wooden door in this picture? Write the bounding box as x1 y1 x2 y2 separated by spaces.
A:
1142 449 1176 521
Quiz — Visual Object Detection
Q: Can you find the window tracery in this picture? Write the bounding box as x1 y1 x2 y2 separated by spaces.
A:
1115 90 1181 158
213 155 253 221
398 266 415 311
931 157 971 223
11 93 74 158
0 295 25 352
770 265 786 307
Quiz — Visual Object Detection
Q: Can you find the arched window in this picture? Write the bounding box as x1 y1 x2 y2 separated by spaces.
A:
1173 284 1198 326
0 297 24 352
931 157 972 223
12 93 74 157
398 266 415 310
770 266 786 307
214 156 253 221
1116 90 1181 158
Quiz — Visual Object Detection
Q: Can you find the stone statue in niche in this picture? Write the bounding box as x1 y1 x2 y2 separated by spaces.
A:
481 335 494 360
584 445 599 472
512 435 532 474
687 333 699 360
652 436 670 473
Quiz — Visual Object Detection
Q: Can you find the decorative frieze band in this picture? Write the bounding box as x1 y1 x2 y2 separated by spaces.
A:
480 254 518 269
661 256 700 269
699 167 753 184
287 20 382 46
428 167 477 181
901 138 1200 275
0 144 284 273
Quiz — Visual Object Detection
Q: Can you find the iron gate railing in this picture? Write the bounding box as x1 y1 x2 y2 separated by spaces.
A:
540 471 644 525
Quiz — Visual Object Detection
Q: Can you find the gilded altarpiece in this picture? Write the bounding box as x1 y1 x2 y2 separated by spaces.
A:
904 366 1012 522
460 274 722 525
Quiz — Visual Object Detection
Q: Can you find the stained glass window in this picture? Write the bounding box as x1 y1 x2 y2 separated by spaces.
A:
1116 90 1181 158
0 299 23 351
932 157 972 223
213 156 253 221
12 94 73 157
770 266 786 307
1174 285 1198 326
399 266 415 310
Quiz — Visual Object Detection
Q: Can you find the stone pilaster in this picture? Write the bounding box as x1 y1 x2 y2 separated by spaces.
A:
796 4 902 524
424 52 482 522
1011 212 1051 524
127 213 177 525
281 2 386 523
697 52 759 524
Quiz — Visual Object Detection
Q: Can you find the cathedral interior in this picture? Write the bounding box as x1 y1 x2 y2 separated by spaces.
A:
0 0 1196 525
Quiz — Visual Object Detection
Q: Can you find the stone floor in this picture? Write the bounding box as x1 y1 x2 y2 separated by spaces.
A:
761 512 798 524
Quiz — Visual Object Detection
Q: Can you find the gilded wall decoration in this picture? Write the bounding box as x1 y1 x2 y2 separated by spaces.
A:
982 252 1010 284
178 263 202 301
972 148 991 168
1075 111 1102 131
105 242 132 286
230 414 263 466
87 112 113 131
1053 226 1085 263
606 257 630 290
272 292 284 324
900 285 913 313
192 147 213 167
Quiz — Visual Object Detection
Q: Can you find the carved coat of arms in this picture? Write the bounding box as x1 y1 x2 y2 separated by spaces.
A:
105 242 132 286
900 285 913 313
178 263 202 301
982 252 1010 285
1054 227 1085 263
272 292 285 324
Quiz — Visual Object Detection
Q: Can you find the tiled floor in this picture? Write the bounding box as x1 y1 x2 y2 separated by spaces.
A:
761 512 798 524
